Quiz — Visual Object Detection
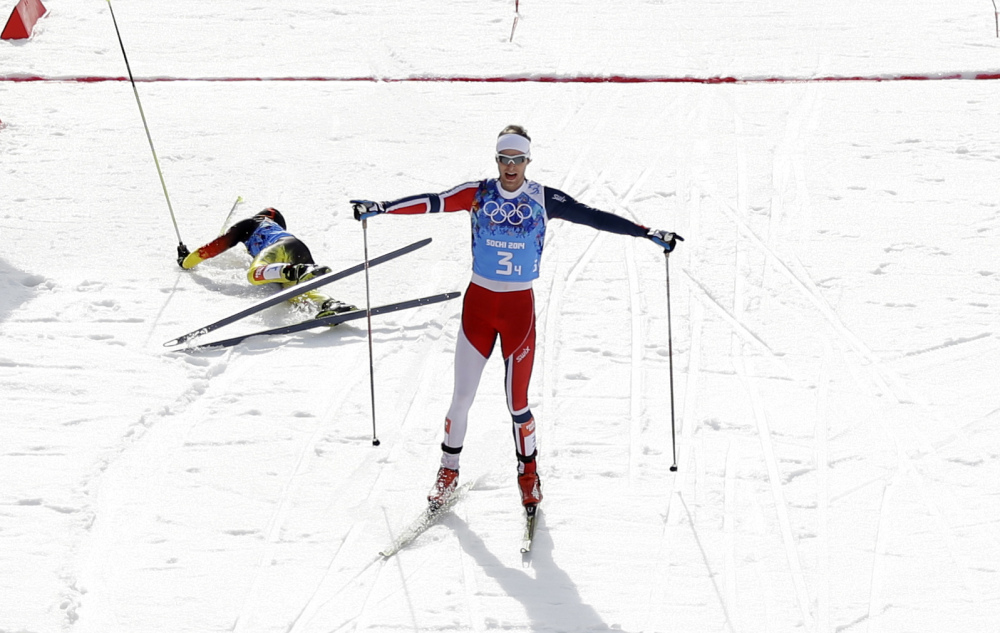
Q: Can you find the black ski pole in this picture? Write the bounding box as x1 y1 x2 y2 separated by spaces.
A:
361 218 380 446
665 250 678 472
106 0 185 253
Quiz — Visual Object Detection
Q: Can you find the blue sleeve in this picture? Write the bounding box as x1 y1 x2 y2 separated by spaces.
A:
544 187 648 237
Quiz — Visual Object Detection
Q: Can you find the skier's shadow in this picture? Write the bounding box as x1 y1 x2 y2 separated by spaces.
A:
450 513 616 632
0 257 45 324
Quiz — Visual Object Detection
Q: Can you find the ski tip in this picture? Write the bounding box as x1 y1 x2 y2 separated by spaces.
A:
163 328 207 349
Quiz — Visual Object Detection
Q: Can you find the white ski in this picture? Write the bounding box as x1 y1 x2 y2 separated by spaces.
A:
520 505 539 554
379 482 474 558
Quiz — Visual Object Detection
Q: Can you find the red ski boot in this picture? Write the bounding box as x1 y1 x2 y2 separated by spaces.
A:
427 467 459 511
517 461 543 507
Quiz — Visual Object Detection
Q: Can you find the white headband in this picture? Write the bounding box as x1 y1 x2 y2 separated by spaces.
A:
496 133 531 156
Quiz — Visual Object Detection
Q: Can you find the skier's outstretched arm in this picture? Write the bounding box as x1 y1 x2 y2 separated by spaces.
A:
351 183 482 221
177 219 255 269
544 187 683 252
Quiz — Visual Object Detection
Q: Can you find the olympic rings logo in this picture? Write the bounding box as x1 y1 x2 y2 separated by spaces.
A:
482 200 534 226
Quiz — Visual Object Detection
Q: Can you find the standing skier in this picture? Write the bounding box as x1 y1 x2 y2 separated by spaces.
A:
177 207 356 317
351 125 682 510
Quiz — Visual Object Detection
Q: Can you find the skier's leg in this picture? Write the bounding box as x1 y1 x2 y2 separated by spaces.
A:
429 290 497 506
247 242 291 285
276 239 339 309
247 239 340 311
247 238 322 285
440 327 490 468
498 289 537 460
498 289 542 505
439 285 498 468
281 239 347 312
429 283 507 506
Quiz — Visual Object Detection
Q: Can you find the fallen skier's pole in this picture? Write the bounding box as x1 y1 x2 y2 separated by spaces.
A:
106 0 184 253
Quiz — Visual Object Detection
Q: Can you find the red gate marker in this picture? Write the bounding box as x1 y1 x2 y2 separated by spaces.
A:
1 0 47 41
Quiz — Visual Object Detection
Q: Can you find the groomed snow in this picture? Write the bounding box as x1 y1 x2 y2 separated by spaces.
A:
2 2 999 632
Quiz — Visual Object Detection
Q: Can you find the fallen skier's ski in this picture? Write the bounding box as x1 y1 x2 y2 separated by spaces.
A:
186 292 460 350
164 237 432 347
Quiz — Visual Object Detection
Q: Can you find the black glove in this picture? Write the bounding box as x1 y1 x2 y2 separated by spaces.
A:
647 228 684 252
350 199 385 221
176 243 190 268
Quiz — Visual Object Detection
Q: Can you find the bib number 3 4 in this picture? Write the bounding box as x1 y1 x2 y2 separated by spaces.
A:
495 251 539 277
496 251 520 276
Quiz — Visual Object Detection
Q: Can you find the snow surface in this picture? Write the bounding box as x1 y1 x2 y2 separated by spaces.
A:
2 1 1000 632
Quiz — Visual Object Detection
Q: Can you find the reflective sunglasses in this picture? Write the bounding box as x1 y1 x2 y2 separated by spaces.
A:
496 153 529 165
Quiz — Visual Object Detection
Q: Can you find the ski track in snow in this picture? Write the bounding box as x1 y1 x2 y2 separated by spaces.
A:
229 341 369 633
641 96 707 633
608 170 653 488
252 307 459 632
815 339 833 633
742 85 815 630
681 82 998 631
71 260 460 632
729 97 813 629
75 349 250 631
717 134 987 626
